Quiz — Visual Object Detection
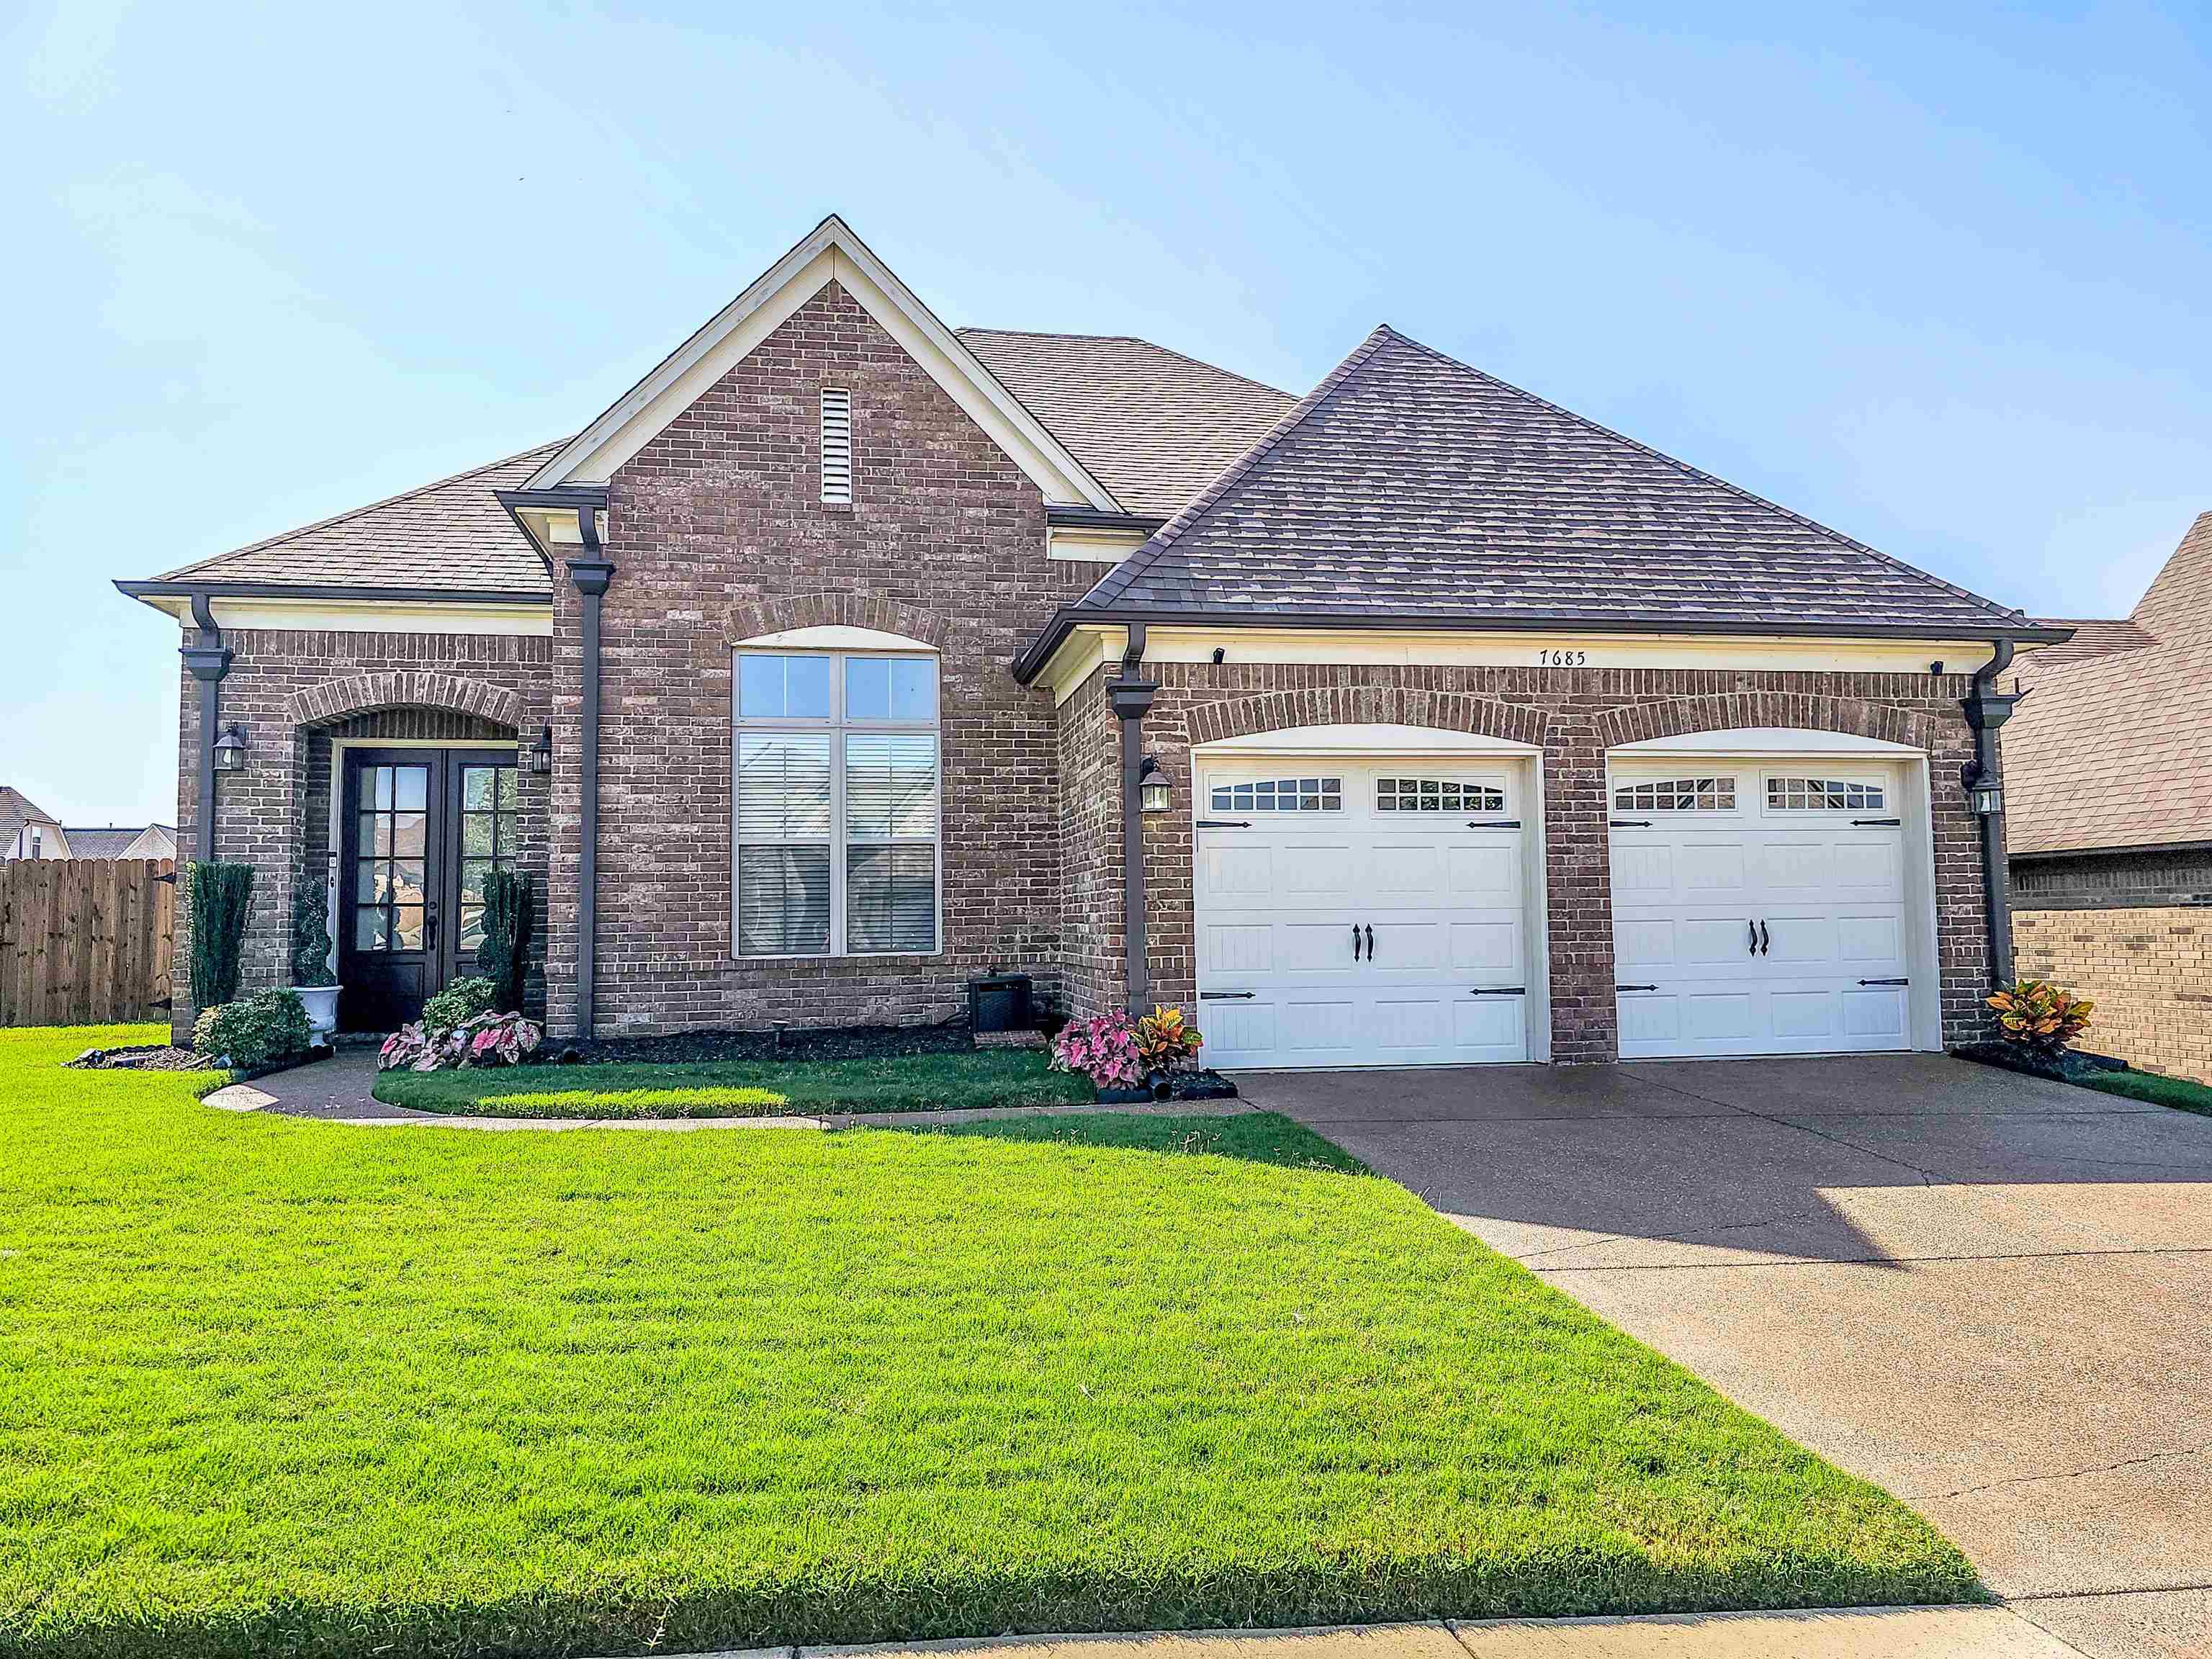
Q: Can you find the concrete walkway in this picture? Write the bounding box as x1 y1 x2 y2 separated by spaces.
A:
209 1047 1256 1132
648 1608 2085 1658
1236 1056 2212 1659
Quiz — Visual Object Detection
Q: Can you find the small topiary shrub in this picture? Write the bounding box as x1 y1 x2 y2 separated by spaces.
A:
1987 978 2094 1058
289 875 336 988
193 988 313 1071
475 869 534 1014
186 861 255 1012
422 976 498 1038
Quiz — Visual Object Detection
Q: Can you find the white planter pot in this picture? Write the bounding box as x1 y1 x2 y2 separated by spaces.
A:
295 985 341 1044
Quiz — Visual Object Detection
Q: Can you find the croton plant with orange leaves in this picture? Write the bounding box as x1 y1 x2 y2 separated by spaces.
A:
1987 978 2094 1056
1134 1004 1205 1073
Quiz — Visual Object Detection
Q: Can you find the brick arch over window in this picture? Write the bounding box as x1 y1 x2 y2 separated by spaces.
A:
1591 690 1941 754
1184 686 1552 750
725 592 950 650
286 671 523 731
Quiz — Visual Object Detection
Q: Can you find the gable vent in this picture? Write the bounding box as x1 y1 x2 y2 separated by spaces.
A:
819 387 853 505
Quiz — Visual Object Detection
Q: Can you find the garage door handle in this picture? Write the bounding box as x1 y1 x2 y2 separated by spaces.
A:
1759 920 1770 956
1468 986 1525 997
1858 977 1910 987
1748 920 1758 956
1200 990 1256 1000
1352 924 1363 961
1364 924 1375 960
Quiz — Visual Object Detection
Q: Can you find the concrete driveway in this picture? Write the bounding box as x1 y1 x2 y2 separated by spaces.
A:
1236 1056 2212 1659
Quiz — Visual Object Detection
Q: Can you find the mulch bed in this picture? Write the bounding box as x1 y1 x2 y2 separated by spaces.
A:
1954 1040 2128 1083
66 1044 214 1072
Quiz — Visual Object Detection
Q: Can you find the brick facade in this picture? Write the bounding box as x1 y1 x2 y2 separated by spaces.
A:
1058 662 1996 1061
541 280 1094 1036
2012 848 2212 1082
175 628 550 1040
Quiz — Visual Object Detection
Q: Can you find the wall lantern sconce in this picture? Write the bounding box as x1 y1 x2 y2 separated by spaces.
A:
523 724 554 775
1138 755 1173 814
1961 762 2002 817
212 724 248 773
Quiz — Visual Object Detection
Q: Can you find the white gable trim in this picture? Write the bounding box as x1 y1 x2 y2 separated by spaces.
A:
524 216 1120 510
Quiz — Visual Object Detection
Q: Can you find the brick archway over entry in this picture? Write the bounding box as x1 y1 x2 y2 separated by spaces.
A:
286 671 524 731
1184 685 1554 750
726 592 950 649
1592 689 1942 754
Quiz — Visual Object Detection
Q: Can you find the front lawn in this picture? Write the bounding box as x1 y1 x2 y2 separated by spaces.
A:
2079 1066 2212 1117
2 1025 1977 1658
372 1047 1093 1116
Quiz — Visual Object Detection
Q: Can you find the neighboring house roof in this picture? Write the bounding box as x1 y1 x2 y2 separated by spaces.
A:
0 788 58 853
151 444 565 598
956 330 1296 517
2006 511 2212 858
62 824 177 859
1071 326 2044 638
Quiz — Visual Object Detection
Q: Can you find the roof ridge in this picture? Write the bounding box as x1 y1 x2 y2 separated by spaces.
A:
1372 325 2033 629
959 325 1295 400
1078 325 1398 612
158 439 569 580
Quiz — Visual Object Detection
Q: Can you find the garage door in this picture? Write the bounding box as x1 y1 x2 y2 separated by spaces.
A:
1195 760 1532 1069
1609 765 1914 1058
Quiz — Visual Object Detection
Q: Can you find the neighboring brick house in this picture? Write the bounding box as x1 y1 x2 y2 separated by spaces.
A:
118 215 2061 1065
2005 513 2212 1081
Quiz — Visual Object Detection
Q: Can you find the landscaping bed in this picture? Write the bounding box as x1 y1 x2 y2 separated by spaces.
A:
1955 1040 2212 1118
373 1046 1094 1117
4 1024 1978 1657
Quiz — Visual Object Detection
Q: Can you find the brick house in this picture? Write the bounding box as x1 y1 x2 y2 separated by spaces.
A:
118 216 2061 1065
2005 513 2212 1081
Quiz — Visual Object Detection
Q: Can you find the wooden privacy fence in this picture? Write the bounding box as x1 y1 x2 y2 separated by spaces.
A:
0 860 176 1028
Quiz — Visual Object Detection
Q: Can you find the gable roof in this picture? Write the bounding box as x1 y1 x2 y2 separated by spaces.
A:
523 215 1118 511
152 444 563 597
1066 325 2045 642
62 825 174 859
2005 512 2212 857
956 330 1295 517
0 788 58 851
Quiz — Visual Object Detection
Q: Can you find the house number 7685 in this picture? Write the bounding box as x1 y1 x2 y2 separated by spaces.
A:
1537 648 1588 667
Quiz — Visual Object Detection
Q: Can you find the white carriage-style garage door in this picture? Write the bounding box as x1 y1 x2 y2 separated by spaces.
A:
1609 758 1921 1059
1194 756 1536 1069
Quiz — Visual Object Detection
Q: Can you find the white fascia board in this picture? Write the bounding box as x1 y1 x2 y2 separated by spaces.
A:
143 593 552 637
1197 723 1542 757
524 216 1119 511
1609 727 1925 756
1047 525 1148 563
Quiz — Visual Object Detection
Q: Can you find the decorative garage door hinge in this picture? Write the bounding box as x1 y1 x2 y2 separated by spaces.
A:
1858 977 1910 986
1616 984 1658 992
1467 986 1526 996
1195 819 1252 829
1610 818 1652 827
1466 819 1521 829
1200 990 1256 1000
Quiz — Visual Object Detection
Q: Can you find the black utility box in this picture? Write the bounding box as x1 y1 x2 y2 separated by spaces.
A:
968 971 1034 1034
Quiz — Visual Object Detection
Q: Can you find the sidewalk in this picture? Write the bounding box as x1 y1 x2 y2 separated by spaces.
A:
643 1609 2085 1659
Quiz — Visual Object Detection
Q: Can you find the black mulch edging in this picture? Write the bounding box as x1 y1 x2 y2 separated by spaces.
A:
1096 1069 1241 1104
542 1017 994 1067
1953 1040 2130 1084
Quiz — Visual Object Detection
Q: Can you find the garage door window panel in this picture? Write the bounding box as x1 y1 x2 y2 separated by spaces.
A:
1766 776 1886 812
1209 777 1342 813
1377 777 1506 813
1614 777 1737 812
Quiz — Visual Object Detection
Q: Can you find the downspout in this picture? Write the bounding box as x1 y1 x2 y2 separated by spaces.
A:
1963 640 2021 989
179 593 233 863
565 510 615 1039
1107 624 1156 1012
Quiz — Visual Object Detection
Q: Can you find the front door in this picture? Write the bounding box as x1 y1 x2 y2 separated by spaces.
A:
338 748 520 1032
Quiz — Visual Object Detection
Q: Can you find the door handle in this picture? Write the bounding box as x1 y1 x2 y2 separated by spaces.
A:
1759 920 1770 956
1364 924 1375 961
1748 920 1758 957
1352 924 1363 961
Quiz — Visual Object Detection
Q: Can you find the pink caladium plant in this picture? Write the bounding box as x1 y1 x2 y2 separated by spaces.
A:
378 1010 542 1071
1049 1010 1145 1088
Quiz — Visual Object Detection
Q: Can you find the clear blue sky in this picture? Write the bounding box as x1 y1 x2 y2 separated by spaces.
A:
5 1 2207 826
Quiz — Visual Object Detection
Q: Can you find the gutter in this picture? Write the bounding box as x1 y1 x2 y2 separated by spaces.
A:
1044 506 1166 534
563 505 616 1040
495 485 611 576
1964 641 2024 989
1012 606 2075 685
116 579 553 608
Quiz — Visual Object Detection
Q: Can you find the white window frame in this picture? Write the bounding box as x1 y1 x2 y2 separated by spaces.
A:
731 648 942 959
1762 773 1889 814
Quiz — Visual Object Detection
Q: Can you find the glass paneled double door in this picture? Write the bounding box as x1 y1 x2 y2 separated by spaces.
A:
337 747 519 1031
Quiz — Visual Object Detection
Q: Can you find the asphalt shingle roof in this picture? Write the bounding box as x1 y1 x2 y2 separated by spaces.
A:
1078 325 2038 637
0 788 58 853
2005 512 2212 857
958 330 1295 517
156 444 565 596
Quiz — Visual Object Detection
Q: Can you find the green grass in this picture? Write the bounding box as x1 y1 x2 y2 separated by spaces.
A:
899 1109 1372 1174
372 1048 1094 1117
1 1025 1977 1657
2079 1065 2212 1117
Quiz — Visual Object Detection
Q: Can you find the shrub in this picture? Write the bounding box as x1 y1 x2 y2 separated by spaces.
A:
186 861 254 1011
422 976 498 1038
380 1010 543 1072
193 988 313 1071
475 869 535 1013
1987 978 2095 1056
1136 1004 1205 1073
1049 1010 1144 1089
289 875 336 988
